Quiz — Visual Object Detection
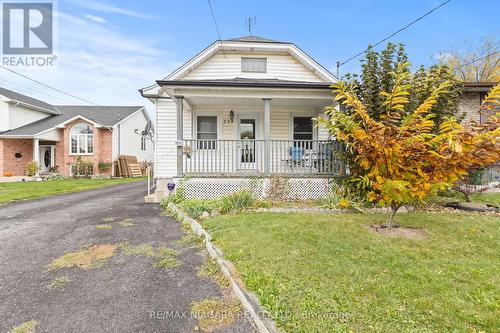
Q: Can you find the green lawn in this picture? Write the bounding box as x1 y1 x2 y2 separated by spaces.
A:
204 212 500 333
0 177 145 204
431 191 500 206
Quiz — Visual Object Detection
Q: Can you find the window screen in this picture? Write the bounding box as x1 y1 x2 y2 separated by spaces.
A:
293 117 313 140
241 58 267 73
293 117 313 149
197 116 217 149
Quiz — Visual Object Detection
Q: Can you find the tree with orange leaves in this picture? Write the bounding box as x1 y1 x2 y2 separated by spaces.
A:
318 63 499 227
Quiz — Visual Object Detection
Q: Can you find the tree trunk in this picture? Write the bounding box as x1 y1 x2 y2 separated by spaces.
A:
386 204 400 228
464 192 472 202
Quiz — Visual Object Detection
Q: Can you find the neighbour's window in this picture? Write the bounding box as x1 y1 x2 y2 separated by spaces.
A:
141 137 146 151
241 58 267 73
70 123 94 154
293 117 314 149
197 116 217 149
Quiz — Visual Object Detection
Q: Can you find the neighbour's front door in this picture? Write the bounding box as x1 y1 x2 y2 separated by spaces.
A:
39 146 53 173
236 115 259 170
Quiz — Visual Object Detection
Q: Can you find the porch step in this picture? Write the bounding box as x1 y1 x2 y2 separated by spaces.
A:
144 190 165 203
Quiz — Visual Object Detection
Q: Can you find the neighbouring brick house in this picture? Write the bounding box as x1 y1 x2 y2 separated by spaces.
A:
460 82 498 124
0 87 154 177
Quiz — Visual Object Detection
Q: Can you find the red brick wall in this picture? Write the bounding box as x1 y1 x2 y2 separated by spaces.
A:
58 120 113 176
0 139 33 176
98 128 113 175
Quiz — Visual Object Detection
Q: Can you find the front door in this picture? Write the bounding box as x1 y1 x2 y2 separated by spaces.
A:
39 146 53 173
236 115 259 170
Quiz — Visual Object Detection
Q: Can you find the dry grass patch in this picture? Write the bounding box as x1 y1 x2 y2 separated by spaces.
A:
8 320 39 333
119 243 180 269
48 244 117 271
197 259 230 290
47 276 70 289
95 224 112 230
119 243 156 257
191 298 242 332
119 218 135 227
153 247 180 269
369 224 426 239
175 234 204 249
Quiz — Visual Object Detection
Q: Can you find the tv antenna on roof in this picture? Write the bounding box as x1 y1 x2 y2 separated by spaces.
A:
245 16 256 35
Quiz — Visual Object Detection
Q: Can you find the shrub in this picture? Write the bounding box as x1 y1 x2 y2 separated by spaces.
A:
25 160 38 176
181 199 216 219
160 188 186 208
98 161 112 172
46 174 65 180
219 190 255 213
317 184 368 212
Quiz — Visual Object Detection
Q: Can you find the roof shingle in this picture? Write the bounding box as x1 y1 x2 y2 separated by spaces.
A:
0 87 60 114
0 95 143 136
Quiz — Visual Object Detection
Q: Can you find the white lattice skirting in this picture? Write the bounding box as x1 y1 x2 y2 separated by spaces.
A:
173 177 336 200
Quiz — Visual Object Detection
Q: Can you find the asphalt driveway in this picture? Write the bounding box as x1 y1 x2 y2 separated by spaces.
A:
0 181 254 333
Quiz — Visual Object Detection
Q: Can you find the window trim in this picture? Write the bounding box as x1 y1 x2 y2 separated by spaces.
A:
69 123 94 156
241 57 267 73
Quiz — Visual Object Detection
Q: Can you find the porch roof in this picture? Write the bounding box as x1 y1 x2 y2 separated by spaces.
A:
156 78 334 90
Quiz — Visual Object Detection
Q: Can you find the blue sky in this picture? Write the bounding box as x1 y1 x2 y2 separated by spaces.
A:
1 0 498 113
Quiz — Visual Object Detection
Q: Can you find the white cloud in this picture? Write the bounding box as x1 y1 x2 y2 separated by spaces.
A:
0 11 180 117
83 13 106 24
68 0 155 20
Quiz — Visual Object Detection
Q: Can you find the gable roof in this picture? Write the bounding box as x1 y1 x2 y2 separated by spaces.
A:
140 35 337 97
1 105 144 136
224 35 284 43
0 87 60 115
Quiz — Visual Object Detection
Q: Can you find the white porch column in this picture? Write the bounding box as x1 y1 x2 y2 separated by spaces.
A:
175 95 184 177
263 98 271 175
33 138 40 176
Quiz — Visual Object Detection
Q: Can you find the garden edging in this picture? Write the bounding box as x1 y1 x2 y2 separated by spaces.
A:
167 203 281 333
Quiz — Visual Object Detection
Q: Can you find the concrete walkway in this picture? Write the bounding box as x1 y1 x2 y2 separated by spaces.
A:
0 181 253 333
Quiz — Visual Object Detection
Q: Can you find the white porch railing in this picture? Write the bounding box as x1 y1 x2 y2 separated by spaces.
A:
182 139 345 176
146 164 157 195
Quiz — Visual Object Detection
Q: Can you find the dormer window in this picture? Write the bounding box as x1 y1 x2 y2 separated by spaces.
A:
241 58 267 73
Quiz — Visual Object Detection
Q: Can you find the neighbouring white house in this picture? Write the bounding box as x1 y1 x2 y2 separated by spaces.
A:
140 35 498 201
140 35 343 200
0 87 154 178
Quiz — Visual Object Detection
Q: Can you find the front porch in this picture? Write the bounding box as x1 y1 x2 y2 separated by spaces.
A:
162 80 345 178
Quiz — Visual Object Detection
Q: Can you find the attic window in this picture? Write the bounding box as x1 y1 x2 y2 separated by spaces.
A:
241 58 267 73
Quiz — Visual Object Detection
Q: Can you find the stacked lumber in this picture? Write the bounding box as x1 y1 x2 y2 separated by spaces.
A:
116 155 143 177
128 163 142 178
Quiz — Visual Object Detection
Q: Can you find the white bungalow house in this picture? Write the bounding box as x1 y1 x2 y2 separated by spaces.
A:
141 35 344 200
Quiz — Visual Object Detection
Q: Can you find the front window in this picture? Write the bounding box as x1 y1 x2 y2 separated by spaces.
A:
293 117 314 149
70 123 94 154
197 116 217 149
241 58 267 73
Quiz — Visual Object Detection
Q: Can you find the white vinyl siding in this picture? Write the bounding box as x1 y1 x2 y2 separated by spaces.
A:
118 109 154 162
182 52 324 82
9 104 50 130
155 98 178 178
